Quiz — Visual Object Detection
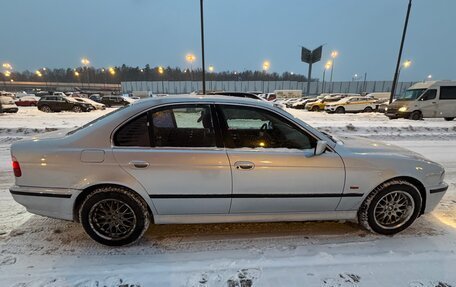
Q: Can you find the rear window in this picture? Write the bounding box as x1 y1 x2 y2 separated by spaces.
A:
440 86 456 100
114 113 150 147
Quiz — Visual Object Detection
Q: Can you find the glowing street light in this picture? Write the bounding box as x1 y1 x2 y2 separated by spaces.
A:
4 71 11 77
108 67 116 75
81 58 90 66
186 54 196 64
402 59 412 69
2 63 12 70
35 70 43 77
158 66 164 75
208 65 214 72
74 71 80 77
329 50 338 83
262 60 270 72
322 60 332 93
427 74 433 80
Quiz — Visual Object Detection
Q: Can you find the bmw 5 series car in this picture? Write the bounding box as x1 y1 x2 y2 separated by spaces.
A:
10 95 448 246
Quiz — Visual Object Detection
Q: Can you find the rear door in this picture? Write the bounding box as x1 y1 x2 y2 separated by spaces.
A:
438 86 456 117
216 104 345 214
112 103 232 215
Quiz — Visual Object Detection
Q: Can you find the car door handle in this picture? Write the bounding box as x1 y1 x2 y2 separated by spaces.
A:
129 161 149 168
234 161 255 170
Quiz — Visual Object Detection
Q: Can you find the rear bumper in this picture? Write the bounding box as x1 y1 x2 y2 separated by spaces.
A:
424 182 449 213
10 185 79 221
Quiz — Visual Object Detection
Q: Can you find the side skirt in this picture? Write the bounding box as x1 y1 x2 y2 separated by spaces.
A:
153 211 358 224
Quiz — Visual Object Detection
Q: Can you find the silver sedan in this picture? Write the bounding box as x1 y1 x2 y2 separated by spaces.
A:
10 95 448 246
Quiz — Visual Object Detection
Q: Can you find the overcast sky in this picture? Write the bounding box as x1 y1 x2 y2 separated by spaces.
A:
1 0 455 81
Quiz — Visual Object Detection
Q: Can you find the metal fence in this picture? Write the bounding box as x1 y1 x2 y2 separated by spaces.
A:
121 80 417 95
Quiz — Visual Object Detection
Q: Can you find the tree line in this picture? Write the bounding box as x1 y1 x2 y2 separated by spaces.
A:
3 65 311 83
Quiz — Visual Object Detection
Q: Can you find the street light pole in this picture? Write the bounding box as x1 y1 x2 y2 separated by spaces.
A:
390 0 412 104
200 0 206 94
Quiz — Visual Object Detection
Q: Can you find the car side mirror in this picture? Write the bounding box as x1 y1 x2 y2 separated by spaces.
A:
314 140 327 156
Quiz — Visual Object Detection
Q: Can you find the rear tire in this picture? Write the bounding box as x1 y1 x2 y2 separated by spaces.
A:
40 105 52 113
363 106 374 113
335 107 345 114
358 180 422 235
444 117 455 121
311 106 320 112
409 111 422 121
79 186 150 246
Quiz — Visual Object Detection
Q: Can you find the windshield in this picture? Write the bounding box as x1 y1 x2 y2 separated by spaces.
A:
395 89 426 101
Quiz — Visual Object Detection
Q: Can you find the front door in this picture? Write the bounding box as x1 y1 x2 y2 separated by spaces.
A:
216 104 345 214
418 89 438 117
112 104 232 215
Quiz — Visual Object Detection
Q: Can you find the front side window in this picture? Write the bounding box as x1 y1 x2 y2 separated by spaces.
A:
151 105 216 148
419 89 437 101
219 105 316 150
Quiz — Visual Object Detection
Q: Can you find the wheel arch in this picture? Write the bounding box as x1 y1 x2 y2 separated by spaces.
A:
369 176 427 215
73 183 154 223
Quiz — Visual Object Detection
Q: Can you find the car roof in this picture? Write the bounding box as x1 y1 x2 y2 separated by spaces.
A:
131 94 274 109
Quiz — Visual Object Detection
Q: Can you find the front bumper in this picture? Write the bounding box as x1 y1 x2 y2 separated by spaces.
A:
385 110 411 118
9 185 79 221
424 182 449 213
325 107 336 113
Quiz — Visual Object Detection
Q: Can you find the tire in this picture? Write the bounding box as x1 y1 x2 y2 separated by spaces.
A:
358 180 422 235
409 111 422 121
363 106 374 113
72 106 82 113
335 107 345 114
444 117 455 121
387 116 397 120
40 105 52 113
311 106 320 112
79 186 150 246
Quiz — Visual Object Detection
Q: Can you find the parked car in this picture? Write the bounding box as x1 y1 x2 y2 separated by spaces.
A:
0 96 19 113
9 95 448 246
101 95 133 107
291 98 315 109
15 95 40 107
306 96 343 111
386 81 456 121
89 94 103 103
37 96 94 113
325 96 378 113
72 96 106 110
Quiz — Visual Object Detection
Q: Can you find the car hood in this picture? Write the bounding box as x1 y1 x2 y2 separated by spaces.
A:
338 136 427 160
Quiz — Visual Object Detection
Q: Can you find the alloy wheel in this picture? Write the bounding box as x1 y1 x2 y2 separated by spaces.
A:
373 191 414 230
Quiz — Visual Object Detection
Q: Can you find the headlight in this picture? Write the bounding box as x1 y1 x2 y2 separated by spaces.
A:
385 107 388 112
398 106 408 112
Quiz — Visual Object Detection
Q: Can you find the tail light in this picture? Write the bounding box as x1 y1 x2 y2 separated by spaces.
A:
12 156 22 177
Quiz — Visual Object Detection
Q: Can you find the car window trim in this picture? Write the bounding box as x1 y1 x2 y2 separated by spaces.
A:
214 103 322 150
111 102 224 150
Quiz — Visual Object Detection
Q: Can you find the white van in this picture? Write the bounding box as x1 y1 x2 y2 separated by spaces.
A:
274 90 303 99
386 81 456 121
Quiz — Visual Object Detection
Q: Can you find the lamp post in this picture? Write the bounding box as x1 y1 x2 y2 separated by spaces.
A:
328 50 338 92
208 65 214 91
74 70 81 87
390 0 412 103
186 53 196 91
262 61 270 92
199 0 206 94
322 60 332 93
158 66 165 94
81 57 91 89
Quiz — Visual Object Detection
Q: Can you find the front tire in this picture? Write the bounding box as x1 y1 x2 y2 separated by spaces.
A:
363 106 373 113
335 107 345 114
72 106 82 113
40 105 52 113
358 180 422 235
311 106 320 112
79 186 150 246
444 117 455 121
409 111 422 121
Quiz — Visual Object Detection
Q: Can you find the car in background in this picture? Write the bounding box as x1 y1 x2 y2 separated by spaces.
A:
9 95 448 245
0 96 19 113
14 91 36 99
15 95 40 107
306 95 344 111
37 96 94 113
291 97 315 109
386 81 456 121
101 95 134 107
72 97 106 110
325 96 378 114
89 94 103 103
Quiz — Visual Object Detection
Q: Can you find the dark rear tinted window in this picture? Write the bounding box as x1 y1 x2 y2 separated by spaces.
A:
440 86 456 100
114 113 150 147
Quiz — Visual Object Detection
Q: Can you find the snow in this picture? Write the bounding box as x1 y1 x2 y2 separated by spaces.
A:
1 107 456 286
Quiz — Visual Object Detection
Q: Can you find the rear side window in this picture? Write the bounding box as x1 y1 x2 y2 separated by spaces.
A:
440 86 456 100
114 113 150 147
151 105 216 148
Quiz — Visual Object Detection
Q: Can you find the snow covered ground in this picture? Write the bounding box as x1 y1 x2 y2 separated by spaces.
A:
0 107 455 287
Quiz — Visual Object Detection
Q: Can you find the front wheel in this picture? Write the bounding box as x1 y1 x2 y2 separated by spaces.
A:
409 111 423 121
79 187 150 246
311 106 320 112
335 107 345 114
72 106 82 113
358 180 422 235
363 106 373 113
40 105 52 113
444 117 455 121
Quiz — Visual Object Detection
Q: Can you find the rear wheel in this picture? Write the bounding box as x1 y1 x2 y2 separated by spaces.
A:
409 111 422 120
358 180 422 235
40 105 52 113
79 186 150 246
363 106 374 113
335 107 345 114
444 117 455 121
311 106 320 112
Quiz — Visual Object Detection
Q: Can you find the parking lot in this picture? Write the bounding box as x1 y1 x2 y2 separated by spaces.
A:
0 107 455 286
